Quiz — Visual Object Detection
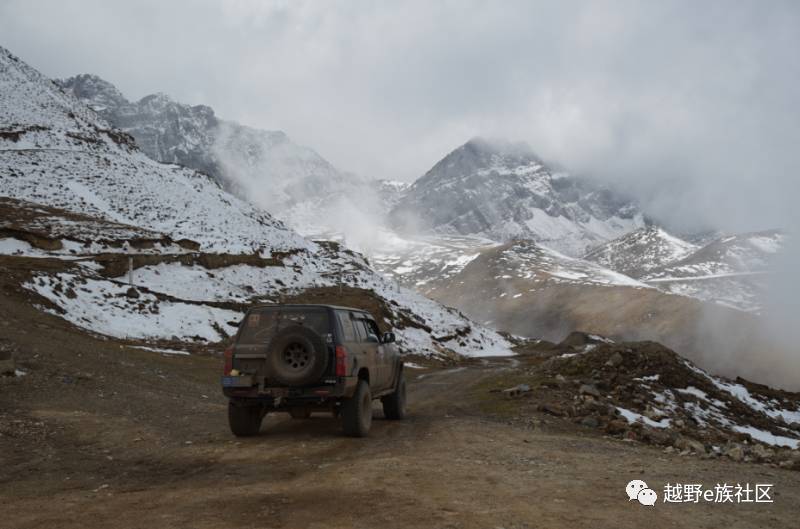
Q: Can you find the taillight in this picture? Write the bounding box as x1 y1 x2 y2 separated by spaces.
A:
335 345 347 377
223 345 233 375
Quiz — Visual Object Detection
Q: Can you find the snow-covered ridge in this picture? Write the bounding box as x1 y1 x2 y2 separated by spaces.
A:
370 231 499 288
583 226 698 278
467 239 650 291
643 230 785 281
585 226 785 312
0 46 311 255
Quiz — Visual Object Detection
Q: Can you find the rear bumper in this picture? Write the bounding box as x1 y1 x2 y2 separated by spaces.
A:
222 375 359 405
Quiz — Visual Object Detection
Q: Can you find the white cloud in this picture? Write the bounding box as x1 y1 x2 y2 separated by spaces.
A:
1 0 798 233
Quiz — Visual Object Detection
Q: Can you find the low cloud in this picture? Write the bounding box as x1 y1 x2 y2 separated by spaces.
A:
2 0 798 234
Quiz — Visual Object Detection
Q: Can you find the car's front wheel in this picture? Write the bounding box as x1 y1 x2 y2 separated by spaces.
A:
342 380 372 437
382 372 407 420
228 401 264 437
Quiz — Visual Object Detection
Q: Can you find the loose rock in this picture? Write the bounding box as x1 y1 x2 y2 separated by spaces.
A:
579 384 601 398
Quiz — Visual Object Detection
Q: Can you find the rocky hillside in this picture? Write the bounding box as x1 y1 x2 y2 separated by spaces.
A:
389 138 645 256
0 45 512 359
491 334 800 465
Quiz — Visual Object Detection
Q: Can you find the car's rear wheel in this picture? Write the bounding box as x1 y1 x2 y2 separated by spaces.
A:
382 372 407 420
228 401 264 437
342 380 372 437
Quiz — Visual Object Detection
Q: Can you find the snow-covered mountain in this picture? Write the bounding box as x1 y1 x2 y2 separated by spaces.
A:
646 230 784 279
57 73 395 238
58 74 222 180
641 230 784 312
389 138 645 256
583 227 784 312
1 54 306 254
0 45 512 358
583 226 699 278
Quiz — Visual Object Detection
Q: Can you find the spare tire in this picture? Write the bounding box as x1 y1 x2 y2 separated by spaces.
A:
265 325 328 386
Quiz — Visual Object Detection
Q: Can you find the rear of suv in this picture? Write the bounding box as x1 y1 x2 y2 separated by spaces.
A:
221 304 406 437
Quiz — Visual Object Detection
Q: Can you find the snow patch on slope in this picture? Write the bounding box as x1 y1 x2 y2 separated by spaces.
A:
28 273 239 342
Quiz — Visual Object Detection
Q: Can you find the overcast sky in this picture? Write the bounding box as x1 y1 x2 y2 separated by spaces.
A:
1 0 798 232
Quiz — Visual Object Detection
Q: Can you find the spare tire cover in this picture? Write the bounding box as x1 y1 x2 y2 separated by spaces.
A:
265 325 328 386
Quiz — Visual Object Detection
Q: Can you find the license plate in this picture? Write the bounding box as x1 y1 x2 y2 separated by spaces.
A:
222 375 253 388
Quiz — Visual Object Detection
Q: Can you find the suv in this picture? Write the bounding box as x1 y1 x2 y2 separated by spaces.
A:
221 304 406 437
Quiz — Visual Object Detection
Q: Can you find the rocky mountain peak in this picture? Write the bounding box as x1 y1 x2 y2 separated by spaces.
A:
58 73 128 111
134 91 216 119
415 137 543 191
390 137 643 256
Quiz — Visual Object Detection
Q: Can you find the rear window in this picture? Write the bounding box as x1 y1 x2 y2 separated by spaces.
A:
237 307 331 345
336 311 357 342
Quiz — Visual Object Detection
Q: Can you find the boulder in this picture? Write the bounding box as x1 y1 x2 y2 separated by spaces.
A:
579 384 601 398
751 444 775 462
583 399 612 416
605 419 628 435
643 428 675 446
725 445 745 462
674 435 706 455
605 352 624 367
580 416 600 428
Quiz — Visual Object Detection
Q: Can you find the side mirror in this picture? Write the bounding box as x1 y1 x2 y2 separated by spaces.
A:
382 332 396 344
